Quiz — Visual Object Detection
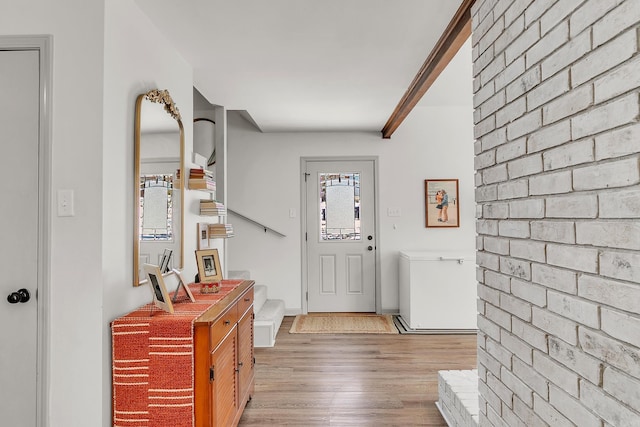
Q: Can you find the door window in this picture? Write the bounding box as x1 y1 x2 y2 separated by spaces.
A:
319 173 360 241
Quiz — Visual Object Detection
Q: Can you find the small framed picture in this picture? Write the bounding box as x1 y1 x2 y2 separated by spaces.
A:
171 268 195 303
197 223 209 250
195 248 222 283
425 179 460 228
143 263 174 313
159 248 173 273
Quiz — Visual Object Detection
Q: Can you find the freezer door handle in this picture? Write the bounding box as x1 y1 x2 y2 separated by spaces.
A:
439 257 465 264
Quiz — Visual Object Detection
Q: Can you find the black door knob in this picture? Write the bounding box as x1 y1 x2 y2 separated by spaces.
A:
7 288 30 304
367 246 373 251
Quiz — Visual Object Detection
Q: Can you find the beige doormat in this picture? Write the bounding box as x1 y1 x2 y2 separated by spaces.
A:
289 313 398 334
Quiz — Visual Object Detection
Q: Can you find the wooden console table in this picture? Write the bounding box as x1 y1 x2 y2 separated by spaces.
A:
112 279 255 427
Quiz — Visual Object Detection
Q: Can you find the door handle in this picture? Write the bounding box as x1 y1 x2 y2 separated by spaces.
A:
7 288 30 304
367 246 373 251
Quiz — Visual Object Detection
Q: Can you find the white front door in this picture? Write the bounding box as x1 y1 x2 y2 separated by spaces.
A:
305 160 376 312
0 49 41 426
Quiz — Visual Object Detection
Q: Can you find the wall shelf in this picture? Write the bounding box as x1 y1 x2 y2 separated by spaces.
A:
199 199 226 216
188 168 216 191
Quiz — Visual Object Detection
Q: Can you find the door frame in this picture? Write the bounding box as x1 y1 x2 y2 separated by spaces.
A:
300 156 381 314
0 35 53 427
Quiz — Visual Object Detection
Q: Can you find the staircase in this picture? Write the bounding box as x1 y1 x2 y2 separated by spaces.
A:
229 271 285 348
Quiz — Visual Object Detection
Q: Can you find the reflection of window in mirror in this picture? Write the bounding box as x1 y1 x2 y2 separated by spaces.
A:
140 174 175 241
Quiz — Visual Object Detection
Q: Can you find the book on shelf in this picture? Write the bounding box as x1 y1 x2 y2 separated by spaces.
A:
188 168 216 191
208 223 234 237
199 199 226 215
188 179 216 191
189 168 214 178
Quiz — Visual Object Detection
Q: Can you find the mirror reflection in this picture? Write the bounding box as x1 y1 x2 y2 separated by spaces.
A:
134 90 184 286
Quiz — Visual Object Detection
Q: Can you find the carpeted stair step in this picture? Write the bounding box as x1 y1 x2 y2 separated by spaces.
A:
225 272 284 348
253 284 268 314
254 299 285 348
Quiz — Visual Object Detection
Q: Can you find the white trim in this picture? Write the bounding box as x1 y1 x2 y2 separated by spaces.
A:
300 156 380 314
0 35 53 427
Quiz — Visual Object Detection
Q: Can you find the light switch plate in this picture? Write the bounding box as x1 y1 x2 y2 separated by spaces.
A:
387 207 401 217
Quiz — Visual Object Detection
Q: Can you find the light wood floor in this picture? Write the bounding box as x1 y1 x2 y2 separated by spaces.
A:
238 316 477 426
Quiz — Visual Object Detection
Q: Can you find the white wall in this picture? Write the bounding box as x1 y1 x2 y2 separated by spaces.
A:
103 1 194 426
0 1 105 425
227 41 475 313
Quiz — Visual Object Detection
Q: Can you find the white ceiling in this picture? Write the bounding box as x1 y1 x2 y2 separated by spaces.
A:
134 0 467 133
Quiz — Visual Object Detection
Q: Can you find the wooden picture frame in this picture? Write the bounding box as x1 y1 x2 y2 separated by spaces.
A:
425 179 460 228
171 268 195 303
195 248 222 283
143 263 174 313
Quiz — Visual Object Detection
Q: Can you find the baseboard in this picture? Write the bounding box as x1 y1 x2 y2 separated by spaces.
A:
394 315 477 335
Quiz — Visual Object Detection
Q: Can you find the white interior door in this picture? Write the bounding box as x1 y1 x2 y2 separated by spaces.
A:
305 160 376 312
0 49 40 426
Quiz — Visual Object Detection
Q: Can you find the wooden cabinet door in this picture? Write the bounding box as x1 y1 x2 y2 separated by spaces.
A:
237 309 254 404
210 329 238 427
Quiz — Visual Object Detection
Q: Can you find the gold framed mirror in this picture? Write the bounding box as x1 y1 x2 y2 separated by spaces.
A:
134 89 184 286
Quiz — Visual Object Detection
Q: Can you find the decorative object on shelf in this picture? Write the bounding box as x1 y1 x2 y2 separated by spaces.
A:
143 263 174 313
424 179 460 228
188 168 216 191
195 248 222 283
171 268 195 303
200 282 220 294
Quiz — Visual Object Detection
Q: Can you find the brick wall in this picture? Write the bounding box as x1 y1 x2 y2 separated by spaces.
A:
472 0 640 425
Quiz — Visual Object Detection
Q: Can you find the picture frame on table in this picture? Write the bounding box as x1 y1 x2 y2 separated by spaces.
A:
195 248 222 283
425 179 460 228
159 248 173 273
171 268 196 303
143 263 174 313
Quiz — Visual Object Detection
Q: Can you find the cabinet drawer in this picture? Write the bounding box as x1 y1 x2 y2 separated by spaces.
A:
237 288 254 317
209 303 238 349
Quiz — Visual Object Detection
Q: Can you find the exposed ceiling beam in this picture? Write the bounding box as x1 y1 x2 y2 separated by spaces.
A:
381 0 476 139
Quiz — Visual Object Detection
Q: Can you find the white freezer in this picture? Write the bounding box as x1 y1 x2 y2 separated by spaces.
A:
398 251 477 331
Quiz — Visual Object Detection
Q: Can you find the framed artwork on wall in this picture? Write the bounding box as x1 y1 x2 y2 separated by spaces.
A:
197 222 209 250
425 179 460 228
195 248 222 283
